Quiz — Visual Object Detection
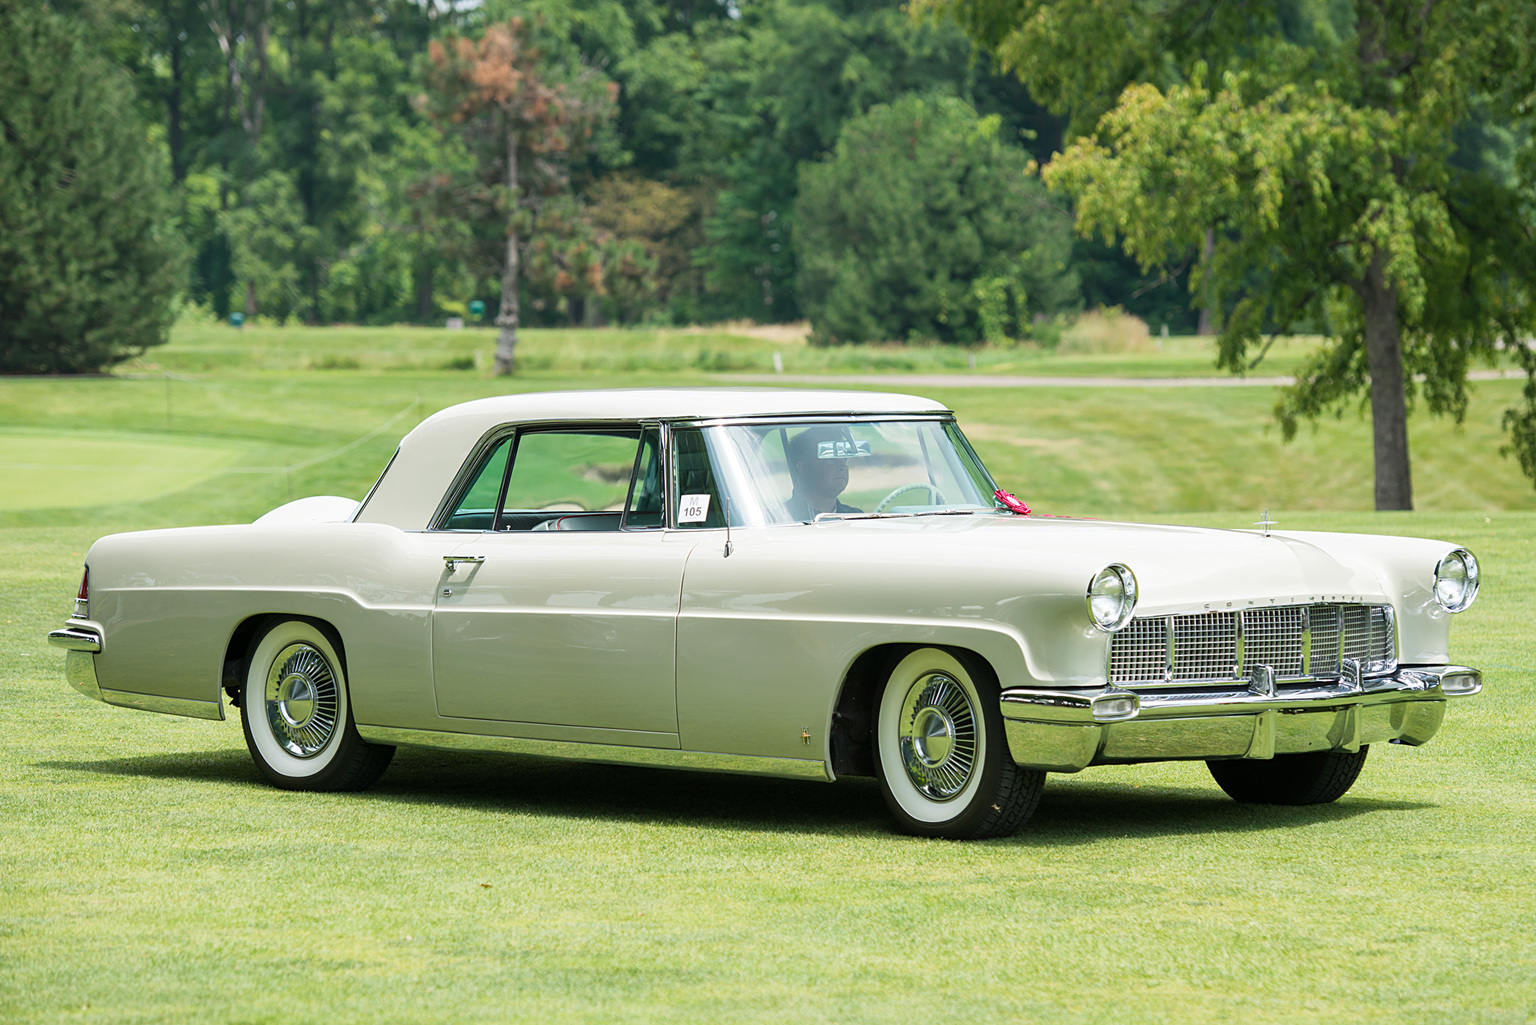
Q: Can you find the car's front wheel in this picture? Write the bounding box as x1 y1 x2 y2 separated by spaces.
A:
1206 747 1369 805
873 647 1044 839
241 619 394 791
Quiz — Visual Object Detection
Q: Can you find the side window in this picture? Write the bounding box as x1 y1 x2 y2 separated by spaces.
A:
502 429 642 531
442 436 512 531
623 428 663 528
671 428 724 529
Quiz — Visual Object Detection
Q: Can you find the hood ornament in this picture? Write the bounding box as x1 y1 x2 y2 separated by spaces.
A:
1255 509 1277 538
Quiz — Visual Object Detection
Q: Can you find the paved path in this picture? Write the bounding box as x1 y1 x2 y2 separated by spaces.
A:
723 369 1525 389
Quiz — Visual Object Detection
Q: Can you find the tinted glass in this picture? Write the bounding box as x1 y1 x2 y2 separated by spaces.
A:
442 436 511 530
503 430 641 513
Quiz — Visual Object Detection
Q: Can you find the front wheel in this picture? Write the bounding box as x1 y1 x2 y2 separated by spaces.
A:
241 619 394 791
1206 747 1369 805
873 647 1044 839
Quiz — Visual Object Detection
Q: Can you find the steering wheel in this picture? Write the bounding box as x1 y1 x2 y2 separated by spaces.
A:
874 482 947 513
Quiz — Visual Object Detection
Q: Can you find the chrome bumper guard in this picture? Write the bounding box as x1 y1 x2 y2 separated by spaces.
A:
48 626 102 653
999 665 1480 772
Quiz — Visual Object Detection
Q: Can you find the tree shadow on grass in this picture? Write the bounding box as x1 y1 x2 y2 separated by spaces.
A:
40 745 1436 844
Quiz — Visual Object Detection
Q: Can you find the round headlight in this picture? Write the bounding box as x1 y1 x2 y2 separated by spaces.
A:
1434 548 1479 613
1087 564 1138 632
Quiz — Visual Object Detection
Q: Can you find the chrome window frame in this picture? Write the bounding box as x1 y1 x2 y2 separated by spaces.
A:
427 419 664 533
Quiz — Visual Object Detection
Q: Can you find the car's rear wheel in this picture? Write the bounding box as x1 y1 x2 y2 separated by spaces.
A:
873 647 1044 839
241 619 393 791
1206 747 1369 805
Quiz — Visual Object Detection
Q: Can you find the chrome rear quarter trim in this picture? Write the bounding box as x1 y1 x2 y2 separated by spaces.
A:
99 689 226 721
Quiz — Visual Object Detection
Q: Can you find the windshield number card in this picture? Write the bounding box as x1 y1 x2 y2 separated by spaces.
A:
679 494 711 523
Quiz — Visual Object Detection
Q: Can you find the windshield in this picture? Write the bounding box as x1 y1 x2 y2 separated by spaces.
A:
672 418 1001 527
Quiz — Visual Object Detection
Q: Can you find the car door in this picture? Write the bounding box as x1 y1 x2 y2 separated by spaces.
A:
431 425 693 746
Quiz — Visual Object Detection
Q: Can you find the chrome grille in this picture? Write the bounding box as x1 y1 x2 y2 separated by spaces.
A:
1309 605 1341 676
1109 617 1167 683
1108 602 1395 687
1170 612 1237 681
1242 606 1304 677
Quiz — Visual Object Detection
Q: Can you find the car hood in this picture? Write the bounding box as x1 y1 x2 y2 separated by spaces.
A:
793 513 1398 614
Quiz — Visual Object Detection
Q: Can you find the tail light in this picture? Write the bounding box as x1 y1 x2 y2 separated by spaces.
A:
74 567 89 620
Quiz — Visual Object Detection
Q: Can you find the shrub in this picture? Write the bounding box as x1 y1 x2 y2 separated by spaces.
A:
794 93 1079 345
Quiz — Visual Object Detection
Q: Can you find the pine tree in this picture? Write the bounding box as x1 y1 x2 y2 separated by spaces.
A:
0 1 185 374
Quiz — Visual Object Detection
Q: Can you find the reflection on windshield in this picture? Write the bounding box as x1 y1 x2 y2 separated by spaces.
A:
674 419 1001 527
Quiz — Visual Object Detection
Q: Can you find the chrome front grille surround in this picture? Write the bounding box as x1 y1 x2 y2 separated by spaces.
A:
1108 603 1396 687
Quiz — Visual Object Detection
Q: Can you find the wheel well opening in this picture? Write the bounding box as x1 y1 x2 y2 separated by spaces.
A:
830 644 1001 778
222 614 347 707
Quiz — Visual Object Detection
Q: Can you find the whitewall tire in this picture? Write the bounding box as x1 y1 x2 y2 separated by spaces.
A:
240 619 393 791
874 647 1044 839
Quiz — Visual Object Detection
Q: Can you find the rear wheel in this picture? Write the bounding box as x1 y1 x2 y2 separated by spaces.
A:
873 647 1044 839
1206 747 1369 805
241 619 393 791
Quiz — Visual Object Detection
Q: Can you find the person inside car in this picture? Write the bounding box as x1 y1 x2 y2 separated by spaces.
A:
784 425 864 520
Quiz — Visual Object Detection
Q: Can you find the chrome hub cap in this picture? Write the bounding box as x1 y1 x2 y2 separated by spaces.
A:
897 672 977 800
264 643 339 758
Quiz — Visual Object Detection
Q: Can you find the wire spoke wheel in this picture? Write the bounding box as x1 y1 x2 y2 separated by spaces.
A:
874 647 1045 839
264 643 340 758
897 672 978 799
241 619 394 791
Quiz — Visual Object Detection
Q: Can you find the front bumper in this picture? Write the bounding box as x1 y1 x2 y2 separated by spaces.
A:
1000 665 1480 772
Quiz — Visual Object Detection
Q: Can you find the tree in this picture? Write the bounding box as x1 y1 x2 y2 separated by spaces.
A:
932 0 1536 508
0 1 185 374
795 93 1078 344
424 18 616 374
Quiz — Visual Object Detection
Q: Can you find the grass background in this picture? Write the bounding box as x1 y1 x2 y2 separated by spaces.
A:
2 324 1533 1023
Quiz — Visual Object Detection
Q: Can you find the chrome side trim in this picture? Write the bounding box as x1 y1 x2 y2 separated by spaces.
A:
64 650 102 701
49 626 102 653
357 724 834 781
99 688 226 721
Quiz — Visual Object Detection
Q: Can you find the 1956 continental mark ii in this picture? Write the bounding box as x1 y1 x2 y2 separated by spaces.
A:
49 388 1482 838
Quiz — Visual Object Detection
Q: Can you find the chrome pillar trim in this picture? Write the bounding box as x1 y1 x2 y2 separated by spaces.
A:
355 724 834 781
1249 664 1276 698
48 626 102 653
99 688 226 721
64 649 102 701
1244 709 1276 760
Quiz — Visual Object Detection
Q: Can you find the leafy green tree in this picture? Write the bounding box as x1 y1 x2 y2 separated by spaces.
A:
932 0 1536 507
795 93 1078 344
423 18 618 373
0 1 184 374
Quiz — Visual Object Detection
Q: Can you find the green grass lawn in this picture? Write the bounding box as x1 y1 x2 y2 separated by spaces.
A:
3 327 1534 1023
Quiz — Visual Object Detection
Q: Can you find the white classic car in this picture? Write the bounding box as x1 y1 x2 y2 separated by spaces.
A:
49 388 1482 838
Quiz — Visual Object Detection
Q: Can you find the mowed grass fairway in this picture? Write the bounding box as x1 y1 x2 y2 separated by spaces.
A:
3 326 1535 1023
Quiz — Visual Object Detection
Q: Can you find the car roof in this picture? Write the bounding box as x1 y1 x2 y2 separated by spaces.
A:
413 387 949 427
356 387 951 529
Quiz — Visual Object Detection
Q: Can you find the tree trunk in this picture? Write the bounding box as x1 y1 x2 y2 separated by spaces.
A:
493 124 520 376
1196 227 1217 335
1360 249 1412 510
417 259 434 323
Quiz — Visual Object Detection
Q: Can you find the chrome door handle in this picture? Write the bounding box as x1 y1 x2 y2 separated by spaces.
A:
443 555 486 570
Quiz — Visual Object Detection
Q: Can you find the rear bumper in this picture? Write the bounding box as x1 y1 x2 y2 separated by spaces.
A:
999 665 1480 772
